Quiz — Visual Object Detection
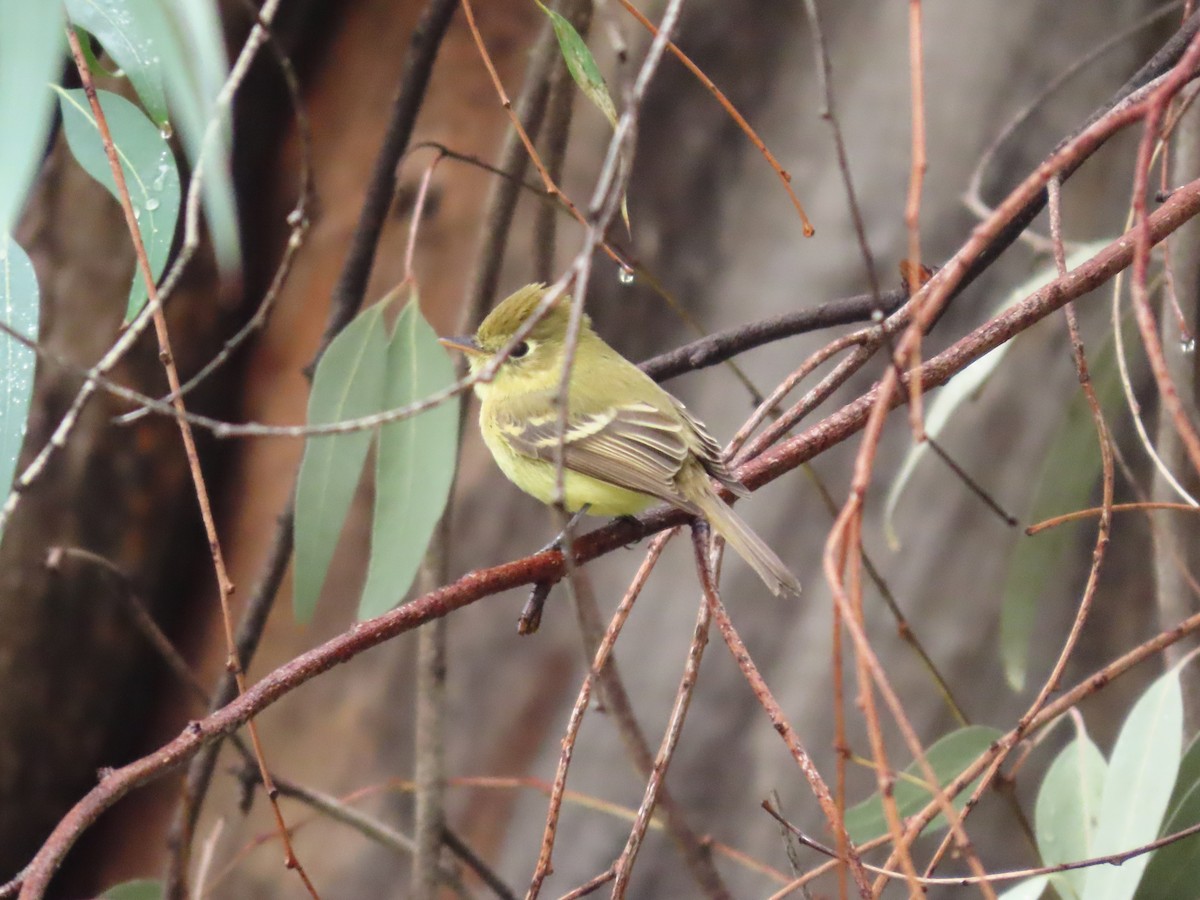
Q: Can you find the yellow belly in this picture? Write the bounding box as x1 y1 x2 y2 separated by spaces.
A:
481 425 655 516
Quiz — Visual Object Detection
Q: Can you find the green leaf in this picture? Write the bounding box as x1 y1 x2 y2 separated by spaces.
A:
293 303 389 622
1166 731 1200 819
998 875 1049 900
0 236 39 510
124 0 239 275
1036 731 1106 900
534 0 630 232
102 879 162 900
56 87 181 320
883 241 1111 550
845 725 1002 844
0 3 63 235
999 322 1127 691
1133 732 1200 900
65 0 170 125
535 0 616 127
1085 664 1184 900
358 295 459 620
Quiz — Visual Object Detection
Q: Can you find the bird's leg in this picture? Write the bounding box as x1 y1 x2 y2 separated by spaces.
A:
537 504 591 555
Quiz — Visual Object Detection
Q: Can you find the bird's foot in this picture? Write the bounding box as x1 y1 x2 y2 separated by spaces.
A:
536 505 591 555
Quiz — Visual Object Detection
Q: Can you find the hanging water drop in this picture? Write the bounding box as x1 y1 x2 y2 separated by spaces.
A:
145 198 160 212
1181 337 1196 355
159 121 174 140
617 267 635 285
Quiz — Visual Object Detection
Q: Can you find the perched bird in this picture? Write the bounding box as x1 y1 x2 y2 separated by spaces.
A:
440 284 800 596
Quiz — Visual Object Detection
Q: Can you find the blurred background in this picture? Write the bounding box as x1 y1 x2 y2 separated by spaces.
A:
3 0 1196 896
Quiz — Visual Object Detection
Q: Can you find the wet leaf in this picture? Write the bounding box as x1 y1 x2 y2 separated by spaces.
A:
56 87 180 319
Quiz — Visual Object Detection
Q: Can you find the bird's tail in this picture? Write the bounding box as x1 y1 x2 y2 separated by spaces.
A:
688 478 801 597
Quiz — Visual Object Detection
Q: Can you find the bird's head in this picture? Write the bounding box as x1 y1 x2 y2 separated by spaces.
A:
439 283 592 394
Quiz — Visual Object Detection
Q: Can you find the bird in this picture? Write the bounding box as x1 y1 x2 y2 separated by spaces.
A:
439 283 800 596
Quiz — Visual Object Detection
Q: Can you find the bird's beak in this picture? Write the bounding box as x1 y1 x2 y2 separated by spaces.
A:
438 335 485 355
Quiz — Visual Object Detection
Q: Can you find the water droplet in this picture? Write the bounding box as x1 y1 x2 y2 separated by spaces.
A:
145 198 160 211
1182 338 1196 354
133 207 141 220
617 267 634 285
159 122 174 140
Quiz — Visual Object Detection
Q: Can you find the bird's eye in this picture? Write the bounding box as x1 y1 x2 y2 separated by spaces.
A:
510 340 531 359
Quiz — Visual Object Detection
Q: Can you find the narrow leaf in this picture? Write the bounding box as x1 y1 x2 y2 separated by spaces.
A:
884 241 1110 549
124 0 239 274
534 0 631 231
845 725 1001 843
997 875 1049 900
1000 322 1127 691
0 236 39 510
358 296 459 620
536 0 617 127
0 3 63 234
1166 731 1200 818
1085 665 1184 900
65 0 169 124
56 87 181 320
102 880 162 900
294 303 389 622
1036 731 1106 900
1135 732 1200 899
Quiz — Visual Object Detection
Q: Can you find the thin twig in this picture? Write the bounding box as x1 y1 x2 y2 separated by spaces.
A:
458 0 627 269
527 530 675 899
1128 33 1200 474
800 0 879 299
64 27 317 899
764 798 1200 890
609 528 714 897
616 0 814 236
698 529 871 897
965 0 1185 245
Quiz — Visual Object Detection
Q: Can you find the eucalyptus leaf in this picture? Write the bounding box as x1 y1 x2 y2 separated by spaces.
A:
534 0 631 231
0 236 39 512
997 875 1049 900
0 3 63 235
358 296 458 620
535 0 616 127
1036 731 1106 900
56 87 181 320
1085 664 1183 900
294 303 389 622
65 0 169 124
102 879 162 900
1135 731 1200 900
845 725 1001 843
1166 731 1200 818
123 0 239 274
883 241 1111 550
1000 322 1127 691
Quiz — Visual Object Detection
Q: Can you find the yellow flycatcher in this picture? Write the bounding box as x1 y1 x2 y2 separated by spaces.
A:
440 284 800 596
